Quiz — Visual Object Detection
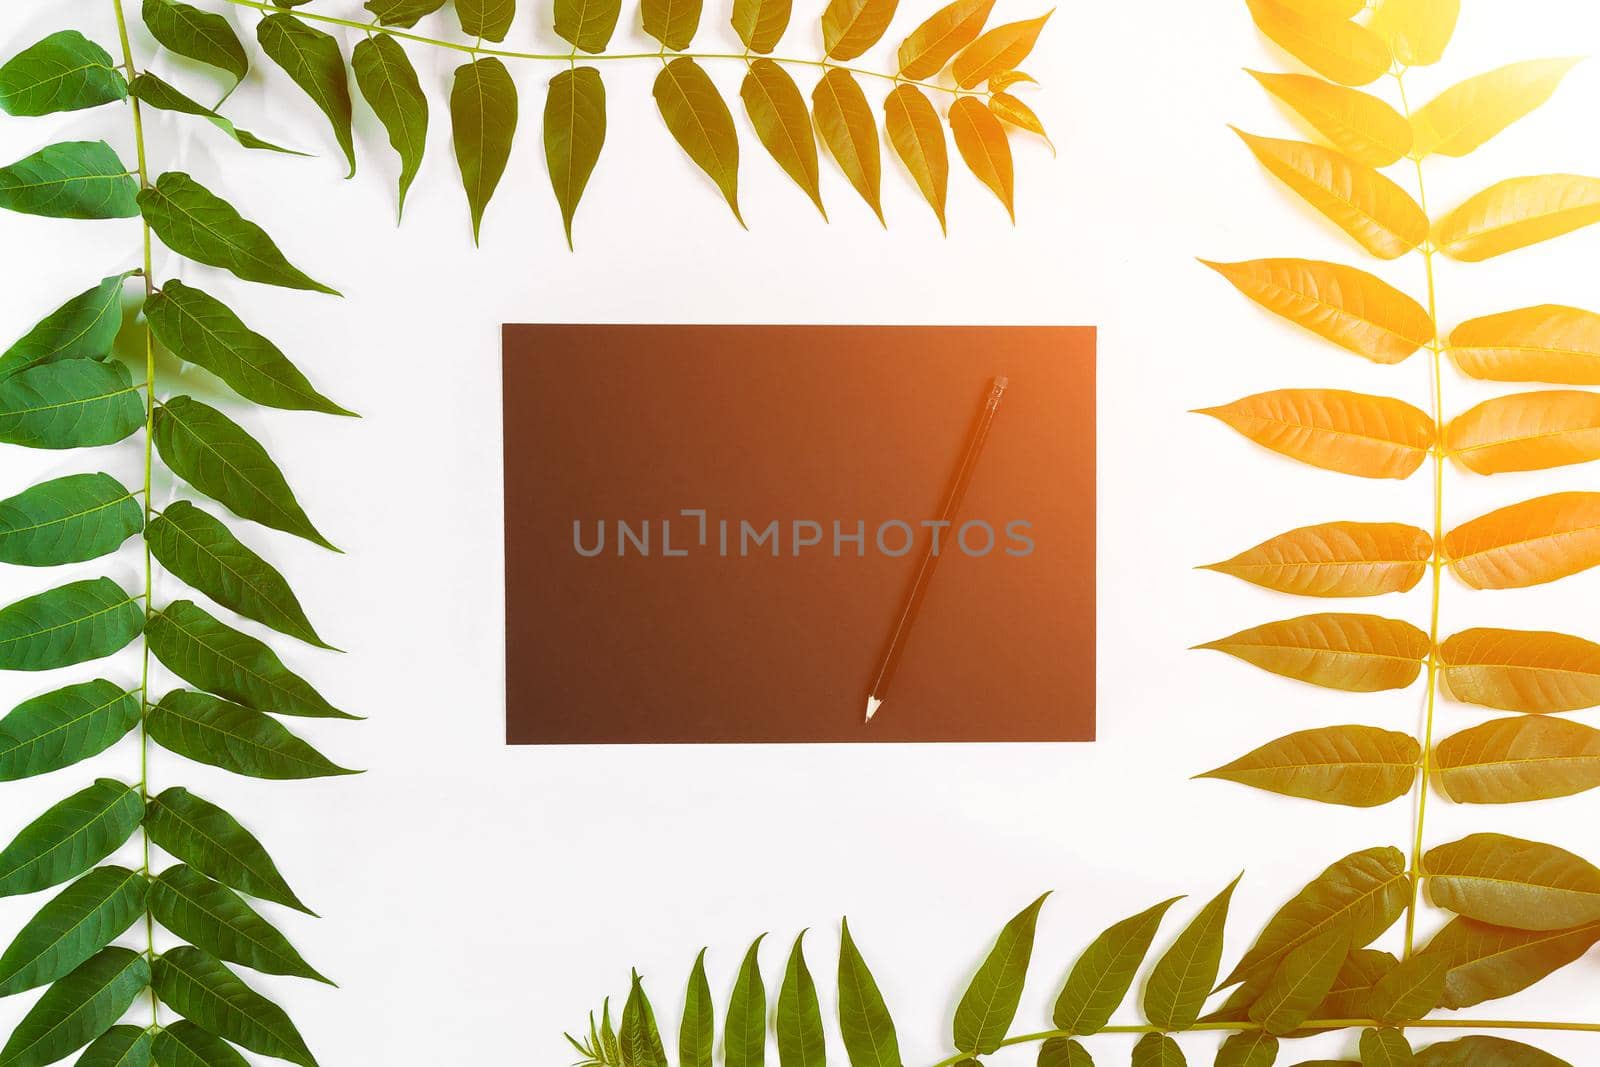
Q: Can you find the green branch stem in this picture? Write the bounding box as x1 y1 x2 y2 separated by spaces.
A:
214 0 980 96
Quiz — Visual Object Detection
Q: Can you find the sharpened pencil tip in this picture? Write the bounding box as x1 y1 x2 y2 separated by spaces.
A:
865 696 883 723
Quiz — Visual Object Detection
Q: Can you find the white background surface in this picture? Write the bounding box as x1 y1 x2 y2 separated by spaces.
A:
3 0 1600 1063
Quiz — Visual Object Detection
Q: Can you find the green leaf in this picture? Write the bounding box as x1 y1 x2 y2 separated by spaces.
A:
653 58 742 225
149 864 329 982
257 14 356 176
1222 847 1410 989
352 34 429 218
1144 875 1240 1031
1317 948 1397 1020
0 867 144 997
1414 1036 1570 1067
0 274 130 382
0 142 138 220
137 172 338 295
741 60 824 219
75 1026 152 1067
1421 916 1600 1010
727 935 767 1067
1214 1031 1278 1067
129 73 302 154
0 578 142 672
1037 1038 1093 1067
153 394 336 549
0 680 140 782
644 0 703 50
1365 952 1447 1023
1249 924 1351 1036
619 970 668 1067
459 0 518 42
731 0 792 52
954 893 1047 1054
365 0 448 28
1052 896 1179 1036
1362 1028 1415 1066
451 57 518 244
141 0 248 85
145 787 312 914
0 473 142 567
0 948 149 1067
145 280 351 415
0 359 143 450
555 0 623 53
543 67 606 251
813 69 883 225
0 780 142 898
147 499 331 649
776 932 823 1067
153 946 318 1067
0 32 126 117
147 600 349 719
149 689 355 779
837 919 898 1067
679 949 713 1067
1130 1033 1185 1067
150 1021 246 1067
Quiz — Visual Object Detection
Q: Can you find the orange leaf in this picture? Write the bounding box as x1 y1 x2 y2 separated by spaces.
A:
1201 259 1433 364
1435 716 1600 804
1194 612 1430 691
1411 58 1582 159
821 0 899 61
1245 0 1390 87
1439 627 1600 713
989 92 1050 149
1246 70 1412 168
1446 391 1600 475
1197 724 1420 807
1434 174 1600 262
884 85 947 233
1370 0 1458 67
988 70 1036 93
896 0 994 80
949 96 1013 221
950 13 1050 90
811 68 882 224
1202 521 1431 597
1233 130 1426 259
1195 389 1435 479
1278 0 1363 16
1444 492 1600 590
1449 305 1600 385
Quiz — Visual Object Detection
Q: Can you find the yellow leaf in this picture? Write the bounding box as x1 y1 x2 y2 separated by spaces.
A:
1421 916 1600 1010
950 13 1051 90
1201 259 1433 364
884 84 947 233
1195 388 1435 479
812 69 883 225
1435 715 1600 804
730 0 792 53
653 58 743 226
1245 0 1390 87
1446 390 1600 475
1439 627 1600 713
1449 305 1600 385
896 0 994 80
1411 58 1582 158
1198 724 1419 808
1194 612 1430 691
1202 521 1431 598
1247 70 1412 168
1278 0 1363 16
949 96 1013 221
989 92 1050 150
740 59 825 218
1424 833 1600 931
1434 174 1600 262
821 0 899 61
1233 130 1426 259
1370 0 1458 67
1443 492 1600 590
988 70 1036 93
